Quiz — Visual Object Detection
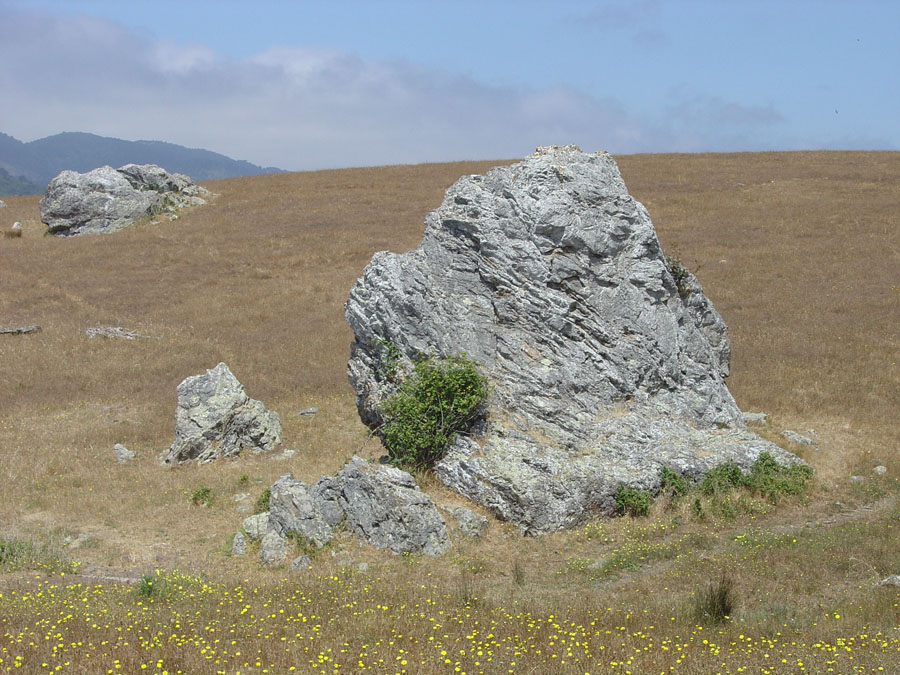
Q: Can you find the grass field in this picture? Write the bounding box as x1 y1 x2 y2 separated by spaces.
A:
1 150 898 673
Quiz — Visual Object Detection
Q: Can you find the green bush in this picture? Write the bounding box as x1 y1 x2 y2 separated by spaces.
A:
615 485 653 517
698 453 813 503
665 255 691 297
379 354 488 470
134 571 168 600
746 452 813 503
190 486 213 507
699 462 747 496
254 487 271 514
659 467 688 499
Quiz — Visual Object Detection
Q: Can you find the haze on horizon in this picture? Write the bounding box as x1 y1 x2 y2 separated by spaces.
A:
1 0 897 171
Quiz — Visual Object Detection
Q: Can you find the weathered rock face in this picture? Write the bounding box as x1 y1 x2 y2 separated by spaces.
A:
337 456 450 556
345 144 803 533
164 363 281 465
39 163 208 236
264 456 450 556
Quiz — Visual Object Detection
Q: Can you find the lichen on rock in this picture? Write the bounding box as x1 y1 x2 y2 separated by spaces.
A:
345 144 804 533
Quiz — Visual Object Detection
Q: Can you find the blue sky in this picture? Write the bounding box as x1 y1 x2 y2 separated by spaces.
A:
1 0 897 170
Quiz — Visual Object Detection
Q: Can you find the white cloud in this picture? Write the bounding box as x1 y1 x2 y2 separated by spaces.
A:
0 7 663 169
0 6 817 169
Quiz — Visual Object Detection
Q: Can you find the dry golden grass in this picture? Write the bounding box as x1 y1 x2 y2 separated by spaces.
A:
1 151 899 673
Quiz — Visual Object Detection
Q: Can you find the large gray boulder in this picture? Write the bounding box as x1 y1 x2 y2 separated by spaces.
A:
164 363 281 464
345 145 803 534
39 163 208 236
263 456 449 556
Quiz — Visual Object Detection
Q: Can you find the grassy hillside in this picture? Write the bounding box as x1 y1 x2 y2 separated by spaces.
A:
0 151 898 674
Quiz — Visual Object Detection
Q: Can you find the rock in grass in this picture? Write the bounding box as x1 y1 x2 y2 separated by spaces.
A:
112 443 136 463
337 456 450 556
267 474 344 548
258 531 286 566
345 144 804 533
742 412 768 425
290 555 312 571
231 532 247 556
242 513 269 540
164 363 281 465
39 163 208 236
781 430 816 446
261 457 449 557
450 507 489 538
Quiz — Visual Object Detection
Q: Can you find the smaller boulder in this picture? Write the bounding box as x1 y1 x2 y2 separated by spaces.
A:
0 199 6 207
231 532 247 556
781 430 816 446
259 531 287 566
338 456 450 556
290 555 312 571
873 465 887 476
878 575 900 587
267 474 344 548
164 363 281 464
450 507 489 538
741 412 768 426
113 443 136 463
242 512 269 540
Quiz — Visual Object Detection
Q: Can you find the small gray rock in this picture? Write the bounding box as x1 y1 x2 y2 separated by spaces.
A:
338 456 450 556
298 407 319 417
781 430 816 446
741 412 769 425
873 465 887 475
231 531 247 556
270 448 297 461
850 475 865 484
112 443 136 463
290 555 312 571
0 325 41 335
233 493 250 502
164 363 282 464
86 326 149 340
242 512 269 540
450 507 489 538
259 531 287 566
357 562 369 572
0 200 6 208
267 474 344 548
65 533 91 549
878 575 900 587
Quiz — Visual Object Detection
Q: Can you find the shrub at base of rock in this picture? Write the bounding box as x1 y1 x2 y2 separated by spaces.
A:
262 456 449 558
39 163 209 236
345 144 805 534
164 363 281 465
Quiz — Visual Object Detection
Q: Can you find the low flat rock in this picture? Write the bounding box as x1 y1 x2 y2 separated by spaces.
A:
345 145 803 533
164 363 281 464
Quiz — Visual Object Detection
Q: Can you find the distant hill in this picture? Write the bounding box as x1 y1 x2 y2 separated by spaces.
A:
0 131 284 195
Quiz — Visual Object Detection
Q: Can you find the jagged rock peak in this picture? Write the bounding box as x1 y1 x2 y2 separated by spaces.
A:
345 145 802 533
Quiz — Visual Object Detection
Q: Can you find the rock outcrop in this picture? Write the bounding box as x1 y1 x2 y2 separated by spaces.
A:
345 144 803 533
39 163 208 236
263 456 449 557
164 363 281 465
